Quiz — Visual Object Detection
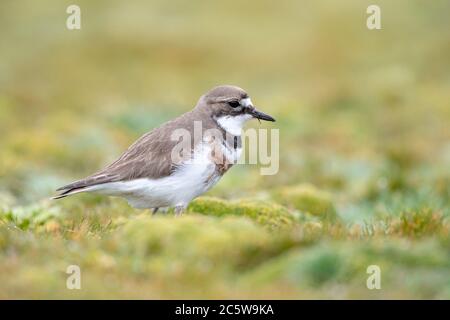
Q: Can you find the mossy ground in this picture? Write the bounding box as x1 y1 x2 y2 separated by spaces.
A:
0 195 448 299
1 0 449 299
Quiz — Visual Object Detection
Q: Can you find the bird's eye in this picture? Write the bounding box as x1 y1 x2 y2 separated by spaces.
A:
228 101 240 108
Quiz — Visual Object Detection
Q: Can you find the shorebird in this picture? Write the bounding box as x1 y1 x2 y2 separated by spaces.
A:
53 85 275 215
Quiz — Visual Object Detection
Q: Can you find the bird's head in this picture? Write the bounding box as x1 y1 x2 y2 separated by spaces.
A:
197 85 275 135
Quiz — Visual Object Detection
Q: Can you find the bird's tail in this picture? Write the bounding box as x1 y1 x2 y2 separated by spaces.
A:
52 172 115 200
51 187 88 200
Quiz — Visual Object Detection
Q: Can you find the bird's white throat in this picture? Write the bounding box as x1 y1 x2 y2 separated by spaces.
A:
216 114 252 136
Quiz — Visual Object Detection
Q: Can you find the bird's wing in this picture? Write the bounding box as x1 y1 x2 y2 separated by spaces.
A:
56 123 181 194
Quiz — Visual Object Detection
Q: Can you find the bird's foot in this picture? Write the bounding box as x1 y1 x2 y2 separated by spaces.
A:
174 205 186 217
151 207 170 215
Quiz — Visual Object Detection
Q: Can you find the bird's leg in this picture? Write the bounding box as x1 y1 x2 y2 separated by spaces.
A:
174 205 186 217
152 207 159 215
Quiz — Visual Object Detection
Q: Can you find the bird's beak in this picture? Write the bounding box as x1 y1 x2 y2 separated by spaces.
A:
247 106 276 122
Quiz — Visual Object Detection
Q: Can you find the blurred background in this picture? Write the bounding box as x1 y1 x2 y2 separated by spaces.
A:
0 0 449 299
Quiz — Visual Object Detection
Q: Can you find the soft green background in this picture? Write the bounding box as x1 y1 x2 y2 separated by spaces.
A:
0 0 449 299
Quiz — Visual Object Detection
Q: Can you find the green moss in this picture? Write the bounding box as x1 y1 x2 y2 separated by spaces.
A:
0 202 62 230
243 239 450 298
187 197 298 229
242 245 345 288
272 184 337 221
113 214 276 273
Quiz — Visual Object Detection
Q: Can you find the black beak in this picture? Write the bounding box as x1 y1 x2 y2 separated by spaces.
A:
247 107 276 122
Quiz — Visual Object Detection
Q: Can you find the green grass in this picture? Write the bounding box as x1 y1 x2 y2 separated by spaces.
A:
0 0 449 298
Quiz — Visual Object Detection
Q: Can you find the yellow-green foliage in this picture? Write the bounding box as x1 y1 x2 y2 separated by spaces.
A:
188 197 297 229
243 240 450 299
272 184 337 220
0 201 449 299
114 215 276 273
387 209 449 239
0 202 61 231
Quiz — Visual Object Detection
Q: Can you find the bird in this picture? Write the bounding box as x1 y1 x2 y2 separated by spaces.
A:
53 85 275 215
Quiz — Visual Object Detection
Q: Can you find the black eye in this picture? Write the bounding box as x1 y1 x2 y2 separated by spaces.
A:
228 101 240 108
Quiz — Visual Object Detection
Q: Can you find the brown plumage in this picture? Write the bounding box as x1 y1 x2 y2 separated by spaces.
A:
53 85 275 212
